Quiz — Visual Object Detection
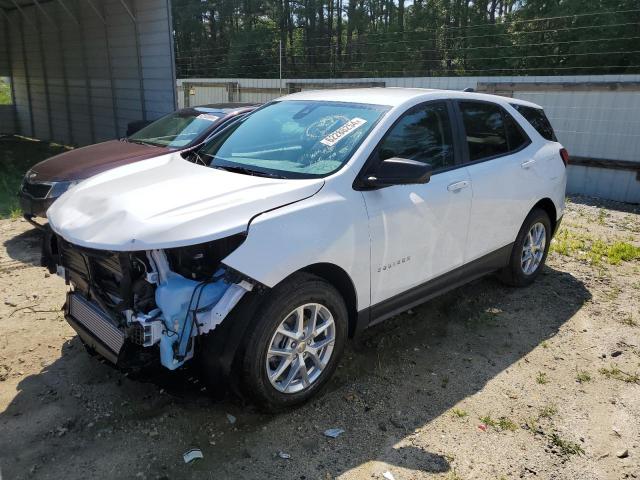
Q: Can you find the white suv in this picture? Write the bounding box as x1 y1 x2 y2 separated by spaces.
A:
48 88 567 410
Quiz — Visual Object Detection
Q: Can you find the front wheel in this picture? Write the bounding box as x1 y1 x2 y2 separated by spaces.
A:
498 208 552 287
239 273 347 411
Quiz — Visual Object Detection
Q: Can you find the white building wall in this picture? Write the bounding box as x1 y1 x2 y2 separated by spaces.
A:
177 75 640 203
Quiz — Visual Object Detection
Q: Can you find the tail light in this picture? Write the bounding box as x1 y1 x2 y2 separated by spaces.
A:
559 148 569 167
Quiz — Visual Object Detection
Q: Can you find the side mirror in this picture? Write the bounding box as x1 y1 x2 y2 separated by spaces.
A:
360 157 432 189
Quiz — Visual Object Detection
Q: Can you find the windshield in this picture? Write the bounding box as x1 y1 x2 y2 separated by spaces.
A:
128 109 224 148
199 100 389 178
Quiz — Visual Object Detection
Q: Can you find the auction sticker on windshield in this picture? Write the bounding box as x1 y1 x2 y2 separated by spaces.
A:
320 118 367 147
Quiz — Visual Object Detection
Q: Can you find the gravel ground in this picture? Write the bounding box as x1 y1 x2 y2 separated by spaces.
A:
0 197 639 480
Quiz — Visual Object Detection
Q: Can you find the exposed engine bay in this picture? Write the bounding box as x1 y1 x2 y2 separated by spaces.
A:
56 234 254 370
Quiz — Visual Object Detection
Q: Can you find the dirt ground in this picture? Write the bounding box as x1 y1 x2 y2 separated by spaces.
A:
0 197 639 480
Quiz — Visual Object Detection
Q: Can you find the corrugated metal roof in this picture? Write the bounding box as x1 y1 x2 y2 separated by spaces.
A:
0 0 54 11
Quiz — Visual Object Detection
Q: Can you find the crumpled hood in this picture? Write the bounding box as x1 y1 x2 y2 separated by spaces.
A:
47 153 324 251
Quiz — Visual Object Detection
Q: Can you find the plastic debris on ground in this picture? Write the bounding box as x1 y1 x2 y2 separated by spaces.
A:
226 413 237 425
382 471 396 480
183 448 204 464
277 451 291 459
323 428 345 438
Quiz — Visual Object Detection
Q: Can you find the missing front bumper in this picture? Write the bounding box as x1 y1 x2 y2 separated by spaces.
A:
65 292 125 364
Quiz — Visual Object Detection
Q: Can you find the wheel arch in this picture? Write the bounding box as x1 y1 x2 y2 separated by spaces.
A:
531 197 557 233
299 263 359 338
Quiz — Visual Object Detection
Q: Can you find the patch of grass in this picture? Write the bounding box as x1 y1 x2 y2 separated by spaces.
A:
9 206 22 220
550 228 640 266
524 416 539 432
479 414 497 427
538 405 557 419
597 208 607 225
479 414 518 431
607 242 640 265
451 408 468 418
541 341 549 349
599 365 640 384
575 370 591 383
604 285 622 301
536 371 549 384
620 313 638 327
446 468 463 480
549 433 585 456
0 77 11 105
550 229 586 256
497 417 518 431
0 136 72 218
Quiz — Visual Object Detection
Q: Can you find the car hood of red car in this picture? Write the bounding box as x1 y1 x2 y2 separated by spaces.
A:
28 140 169 182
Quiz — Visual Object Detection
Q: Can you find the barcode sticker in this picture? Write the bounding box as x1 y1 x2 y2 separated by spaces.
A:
320 118 367 147
197 114 220 122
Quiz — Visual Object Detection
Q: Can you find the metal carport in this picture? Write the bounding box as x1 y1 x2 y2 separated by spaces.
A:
0 0 176 146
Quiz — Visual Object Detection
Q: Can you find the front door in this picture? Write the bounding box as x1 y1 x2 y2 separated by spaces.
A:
361 101 472 307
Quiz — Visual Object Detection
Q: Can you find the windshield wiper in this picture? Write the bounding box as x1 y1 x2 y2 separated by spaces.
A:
213 165 286 179
128 139 158 147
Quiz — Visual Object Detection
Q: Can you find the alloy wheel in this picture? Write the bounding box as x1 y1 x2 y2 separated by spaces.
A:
521 222 546 275
265 303 336 394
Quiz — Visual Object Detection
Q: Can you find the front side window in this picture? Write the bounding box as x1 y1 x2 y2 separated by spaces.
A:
200 100 389 179
459 101 509 162
128 108 226 148
377 102 454 171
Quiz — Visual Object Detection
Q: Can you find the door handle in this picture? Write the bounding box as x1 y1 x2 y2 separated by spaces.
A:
447 180 470 192
521 159 536 169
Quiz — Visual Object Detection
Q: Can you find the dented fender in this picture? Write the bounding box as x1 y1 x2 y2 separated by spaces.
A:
222 185 371 311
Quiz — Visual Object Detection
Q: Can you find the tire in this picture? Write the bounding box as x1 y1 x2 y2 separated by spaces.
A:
238 273 347 411
498 208 552 287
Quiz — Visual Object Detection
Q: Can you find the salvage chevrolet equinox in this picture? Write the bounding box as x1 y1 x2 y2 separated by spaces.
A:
47 88 567 410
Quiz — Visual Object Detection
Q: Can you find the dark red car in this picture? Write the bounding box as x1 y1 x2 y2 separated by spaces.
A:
19 103 258 222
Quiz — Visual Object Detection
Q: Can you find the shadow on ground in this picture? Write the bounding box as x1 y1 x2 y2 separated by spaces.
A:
0 261 591 479
3 227 42 268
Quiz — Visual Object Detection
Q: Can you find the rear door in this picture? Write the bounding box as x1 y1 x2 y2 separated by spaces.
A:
361 101 473 306
454 100 536 263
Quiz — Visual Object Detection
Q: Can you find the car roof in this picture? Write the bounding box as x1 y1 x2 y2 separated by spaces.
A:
179 103 260 116
279 87 543 110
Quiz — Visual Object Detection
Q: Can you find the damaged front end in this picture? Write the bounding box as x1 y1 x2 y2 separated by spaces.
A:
57 234 254 370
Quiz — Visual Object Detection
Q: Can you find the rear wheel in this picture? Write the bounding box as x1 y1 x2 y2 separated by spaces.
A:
239 273 347 411
499 208 551 287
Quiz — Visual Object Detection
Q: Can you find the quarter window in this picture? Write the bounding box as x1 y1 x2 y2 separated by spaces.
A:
511 104 557 141
377 102 454 171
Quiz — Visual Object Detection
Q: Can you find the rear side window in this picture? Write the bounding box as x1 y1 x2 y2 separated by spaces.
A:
377 101 454 171
511 104 557 141
459 101 509 161
459 101 531 162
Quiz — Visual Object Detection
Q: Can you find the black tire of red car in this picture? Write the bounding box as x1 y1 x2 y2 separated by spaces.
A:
236 273 348 411
498 208 552 287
